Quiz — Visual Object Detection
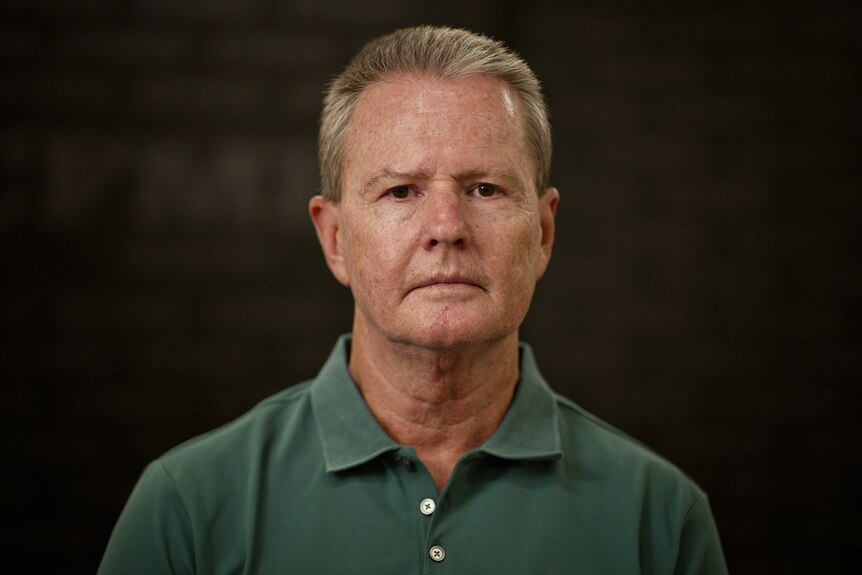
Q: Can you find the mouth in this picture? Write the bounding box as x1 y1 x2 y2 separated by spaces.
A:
411 275 484 292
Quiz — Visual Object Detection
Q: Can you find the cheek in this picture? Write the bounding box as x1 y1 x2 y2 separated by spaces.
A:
365 206 424 263
343 219 408 286
492 217 542 277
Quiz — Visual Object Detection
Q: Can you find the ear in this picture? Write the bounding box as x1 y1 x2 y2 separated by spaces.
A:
309 195 350 287
535 187 559 280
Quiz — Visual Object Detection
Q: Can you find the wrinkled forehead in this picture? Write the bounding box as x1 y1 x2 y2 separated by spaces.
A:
358 73 523 132
343 73 531 176
377 73 519 119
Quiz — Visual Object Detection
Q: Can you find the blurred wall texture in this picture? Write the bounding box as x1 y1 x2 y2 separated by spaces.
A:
2 1 859 572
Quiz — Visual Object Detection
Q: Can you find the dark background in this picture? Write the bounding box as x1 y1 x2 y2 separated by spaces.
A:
2 1 859 572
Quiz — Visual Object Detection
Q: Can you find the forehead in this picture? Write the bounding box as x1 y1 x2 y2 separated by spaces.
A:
342 73 531 189
357 72 516 116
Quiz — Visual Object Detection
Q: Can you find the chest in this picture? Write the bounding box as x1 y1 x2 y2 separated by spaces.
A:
190 454 669 575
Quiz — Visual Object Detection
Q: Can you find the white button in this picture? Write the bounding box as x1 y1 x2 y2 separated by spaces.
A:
429 545 445 562
419 498 436 515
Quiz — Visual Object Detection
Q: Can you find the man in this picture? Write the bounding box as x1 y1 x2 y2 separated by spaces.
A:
100 26 728 574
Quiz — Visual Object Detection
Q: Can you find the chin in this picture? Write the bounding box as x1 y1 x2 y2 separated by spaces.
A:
357 301 524 351
392 314 516 352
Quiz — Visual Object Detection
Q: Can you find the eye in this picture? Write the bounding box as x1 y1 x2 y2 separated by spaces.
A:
471 183 499 198
388 186 411 199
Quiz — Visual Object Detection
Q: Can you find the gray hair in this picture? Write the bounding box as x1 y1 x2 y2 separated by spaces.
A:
318 25 552 201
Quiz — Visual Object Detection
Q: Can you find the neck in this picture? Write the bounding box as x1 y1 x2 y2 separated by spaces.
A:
348 316 521 492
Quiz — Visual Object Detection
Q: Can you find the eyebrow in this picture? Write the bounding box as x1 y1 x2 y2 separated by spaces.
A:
362 168 432 193
361 167 524 193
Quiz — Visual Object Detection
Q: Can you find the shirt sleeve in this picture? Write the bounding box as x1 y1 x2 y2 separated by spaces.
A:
98 460 196 575
674 494 729 575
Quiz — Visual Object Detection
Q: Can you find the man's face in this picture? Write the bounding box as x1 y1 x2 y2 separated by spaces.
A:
311 73 557 350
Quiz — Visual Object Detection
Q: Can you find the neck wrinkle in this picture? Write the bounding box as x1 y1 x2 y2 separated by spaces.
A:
347 315 521 454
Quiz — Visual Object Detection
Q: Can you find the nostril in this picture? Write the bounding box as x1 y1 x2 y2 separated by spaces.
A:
430 239 438 246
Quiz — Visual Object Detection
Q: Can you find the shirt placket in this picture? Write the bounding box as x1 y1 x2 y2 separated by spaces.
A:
399 449 487 574
388 447 457 574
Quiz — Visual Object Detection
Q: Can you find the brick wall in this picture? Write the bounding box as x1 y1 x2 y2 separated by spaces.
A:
2 1 858 571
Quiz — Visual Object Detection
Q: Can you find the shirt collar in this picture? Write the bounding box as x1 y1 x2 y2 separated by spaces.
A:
479 343 563 461
310 335 562 473
310 335 399 472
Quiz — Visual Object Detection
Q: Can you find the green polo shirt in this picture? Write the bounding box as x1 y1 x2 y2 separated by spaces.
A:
99 335 727 574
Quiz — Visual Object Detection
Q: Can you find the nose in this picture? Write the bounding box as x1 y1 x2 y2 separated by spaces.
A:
424 187 468 249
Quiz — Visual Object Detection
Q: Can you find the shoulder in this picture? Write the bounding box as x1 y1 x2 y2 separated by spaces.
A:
552 391 706 505
100 382 320 573
548 391 726 573
157 380 317 482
